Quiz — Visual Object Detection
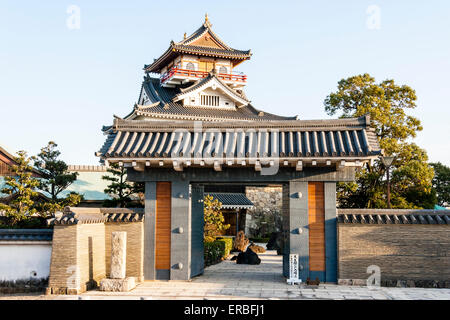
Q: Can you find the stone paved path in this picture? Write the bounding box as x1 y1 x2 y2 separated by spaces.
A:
1 248 450 300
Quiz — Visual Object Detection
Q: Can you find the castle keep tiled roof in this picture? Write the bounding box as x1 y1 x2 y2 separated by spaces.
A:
123 76 297 122
144 20 251 73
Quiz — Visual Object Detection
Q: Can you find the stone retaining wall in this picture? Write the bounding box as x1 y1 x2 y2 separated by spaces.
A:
245 186 282 237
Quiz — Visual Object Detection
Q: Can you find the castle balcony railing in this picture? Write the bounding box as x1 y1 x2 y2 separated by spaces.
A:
160 67 247 85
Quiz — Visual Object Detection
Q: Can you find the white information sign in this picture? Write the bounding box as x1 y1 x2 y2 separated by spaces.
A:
287 254 302 285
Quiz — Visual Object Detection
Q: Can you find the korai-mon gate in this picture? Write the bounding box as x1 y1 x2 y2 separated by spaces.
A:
94 16 381 282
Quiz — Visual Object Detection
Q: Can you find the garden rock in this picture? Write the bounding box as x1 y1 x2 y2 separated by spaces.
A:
248 242 266 253
233 247 261 265
266 232 283 255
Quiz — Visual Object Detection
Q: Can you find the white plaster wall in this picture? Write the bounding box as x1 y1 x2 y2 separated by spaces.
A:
0 242 52 281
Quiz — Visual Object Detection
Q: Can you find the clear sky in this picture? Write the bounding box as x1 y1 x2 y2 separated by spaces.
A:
1 0 449 165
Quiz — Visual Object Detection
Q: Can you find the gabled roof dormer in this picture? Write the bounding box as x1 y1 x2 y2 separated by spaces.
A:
177 14 233 50
172 72 249 109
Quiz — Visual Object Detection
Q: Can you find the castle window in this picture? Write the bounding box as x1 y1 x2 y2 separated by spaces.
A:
186 62 195 70
201 95 219 107
218 66 228 74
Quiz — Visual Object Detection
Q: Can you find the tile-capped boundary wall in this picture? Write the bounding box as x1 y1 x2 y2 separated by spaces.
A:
46 207 144 295
337 209 450 287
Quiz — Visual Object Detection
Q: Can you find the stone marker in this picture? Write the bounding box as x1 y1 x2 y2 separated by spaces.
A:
110 232 127 279
100 231 136 292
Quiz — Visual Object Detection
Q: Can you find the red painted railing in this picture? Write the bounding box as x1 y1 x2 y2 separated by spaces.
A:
161 67 247 84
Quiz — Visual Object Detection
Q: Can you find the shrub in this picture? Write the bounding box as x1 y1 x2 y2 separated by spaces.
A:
215 237 233 257
204 235 215 243
0 216 49 229
204 240 226 266
204 194 230 239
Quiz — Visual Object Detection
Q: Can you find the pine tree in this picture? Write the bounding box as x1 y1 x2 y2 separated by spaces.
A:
102 163 141 207
33 141 81 213
0 151 39 224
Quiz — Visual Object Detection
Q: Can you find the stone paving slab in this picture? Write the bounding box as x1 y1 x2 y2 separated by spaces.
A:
2 249 450 300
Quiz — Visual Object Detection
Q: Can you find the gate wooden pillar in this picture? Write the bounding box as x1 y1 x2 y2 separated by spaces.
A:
286 181 309 281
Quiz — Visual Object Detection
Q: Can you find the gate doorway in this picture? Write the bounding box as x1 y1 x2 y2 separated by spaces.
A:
191 183 286 281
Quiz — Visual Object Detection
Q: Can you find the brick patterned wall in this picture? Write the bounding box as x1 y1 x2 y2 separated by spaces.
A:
105 222 144 282
48 225 78 293
338 224 450 282
47 223 106 294
77 223 106 291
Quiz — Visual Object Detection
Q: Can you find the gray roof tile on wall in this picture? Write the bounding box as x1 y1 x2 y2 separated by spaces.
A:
337 209 450 225
0 229 53 241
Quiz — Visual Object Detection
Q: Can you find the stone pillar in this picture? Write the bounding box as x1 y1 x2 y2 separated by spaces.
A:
144 181 156 280
110 232 127 279
100 230 136 292
287 181 309 281
170 180 191 280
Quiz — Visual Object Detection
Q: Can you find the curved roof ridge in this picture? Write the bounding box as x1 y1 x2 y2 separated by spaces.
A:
176 19 233 51
112 114 373 130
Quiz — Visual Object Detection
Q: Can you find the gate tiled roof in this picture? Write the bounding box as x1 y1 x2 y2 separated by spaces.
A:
206 193 254 209
97 115 381 167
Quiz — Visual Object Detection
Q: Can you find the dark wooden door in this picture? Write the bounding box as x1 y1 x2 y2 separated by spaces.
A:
190 184 204 278
308 182 325 280
155 182 171 279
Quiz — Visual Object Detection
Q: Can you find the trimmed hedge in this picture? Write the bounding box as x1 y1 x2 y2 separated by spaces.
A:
204 236 235 267
215 237 233 257
249 237 270 243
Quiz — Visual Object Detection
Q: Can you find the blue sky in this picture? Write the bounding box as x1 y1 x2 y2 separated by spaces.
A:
1 1 449 165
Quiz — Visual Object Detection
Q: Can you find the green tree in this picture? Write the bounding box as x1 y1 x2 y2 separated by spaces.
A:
102 163 142 207
430 162 450 206
203 194 229 242
325 74 436 208
33 141 80 213
0 151 39 224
